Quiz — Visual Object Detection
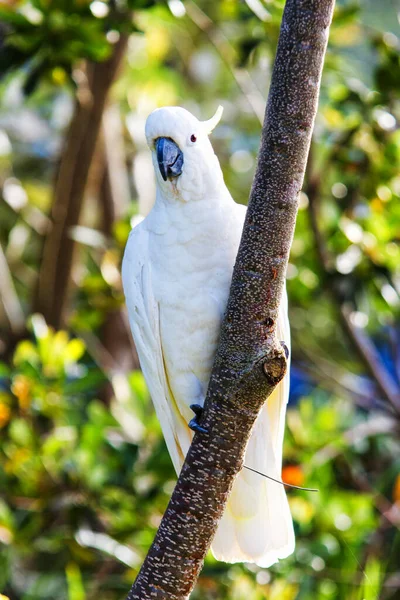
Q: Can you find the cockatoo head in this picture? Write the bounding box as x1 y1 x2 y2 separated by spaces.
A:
145 106 225 202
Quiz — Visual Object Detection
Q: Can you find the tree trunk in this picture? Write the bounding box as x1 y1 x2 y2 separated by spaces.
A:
126 1 335 598
34 36 128 329
97 114 140 400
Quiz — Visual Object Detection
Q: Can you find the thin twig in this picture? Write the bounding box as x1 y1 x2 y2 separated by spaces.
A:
243 465 318 492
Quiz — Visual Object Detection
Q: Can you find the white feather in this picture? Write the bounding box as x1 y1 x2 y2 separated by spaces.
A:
122 106 294 567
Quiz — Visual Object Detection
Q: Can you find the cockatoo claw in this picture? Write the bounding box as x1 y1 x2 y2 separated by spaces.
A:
189 418 208 434
189 404 208 434
190 403 203 416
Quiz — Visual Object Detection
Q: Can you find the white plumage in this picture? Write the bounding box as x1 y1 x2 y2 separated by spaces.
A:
122 106 294 567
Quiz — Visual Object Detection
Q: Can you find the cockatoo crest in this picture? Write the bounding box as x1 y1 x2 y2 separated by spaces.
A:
144 105 225 202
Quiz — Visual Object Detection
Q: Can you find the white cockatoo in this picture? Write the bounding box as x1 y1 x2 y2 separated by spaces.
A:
122 106 294 567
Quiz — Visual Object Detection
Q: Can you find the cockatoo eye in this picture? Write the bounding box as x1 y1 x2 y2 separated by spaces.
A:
190 134 197 143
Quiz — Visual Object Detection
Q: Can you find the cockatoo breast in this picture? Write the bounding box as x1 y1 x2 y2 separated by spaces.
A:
146 190 245 417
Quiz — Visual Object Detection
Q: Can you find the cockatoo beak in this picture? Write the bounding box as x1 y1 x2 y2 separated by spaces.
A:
156 137 184 182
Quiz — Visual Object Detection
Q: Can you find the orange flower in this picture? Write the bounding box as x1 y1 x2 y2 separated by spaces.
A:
282 464 304 488
393 474 400 505
0 403 10 428
11 375 31 411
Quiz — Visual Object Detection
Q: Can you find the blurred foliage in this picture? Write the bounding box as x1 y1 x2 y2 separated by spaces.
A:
0 0 400 599
0 0 155 93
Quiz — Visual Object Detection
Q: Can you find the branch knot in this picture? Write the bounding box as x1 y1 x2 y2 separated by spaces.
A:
262 346 287 385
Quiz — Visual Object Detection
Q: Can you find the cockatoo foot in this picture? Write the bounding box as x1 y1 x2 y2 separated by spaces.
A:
189 404 208 434
280 341 289 359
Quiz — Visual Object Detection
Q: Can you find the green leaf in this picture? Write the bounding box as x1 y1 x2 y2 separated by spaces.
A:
66 562 86 600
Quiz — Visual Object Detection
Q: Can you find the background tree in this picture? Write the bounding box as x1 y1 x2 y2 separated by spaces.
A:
0 1 399 599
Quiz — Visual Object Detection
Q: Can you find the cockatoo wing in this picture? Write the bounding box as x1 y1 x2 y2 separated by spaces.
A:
122 223 192 473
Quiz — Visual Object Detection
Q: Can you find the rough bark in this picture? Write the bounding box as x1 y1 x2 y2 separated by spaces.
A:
127 1 335 598
34 35 128 329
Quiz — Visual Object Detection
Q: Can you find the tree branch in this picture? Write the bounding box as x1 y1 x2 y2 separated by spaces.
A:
126 1 335 598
